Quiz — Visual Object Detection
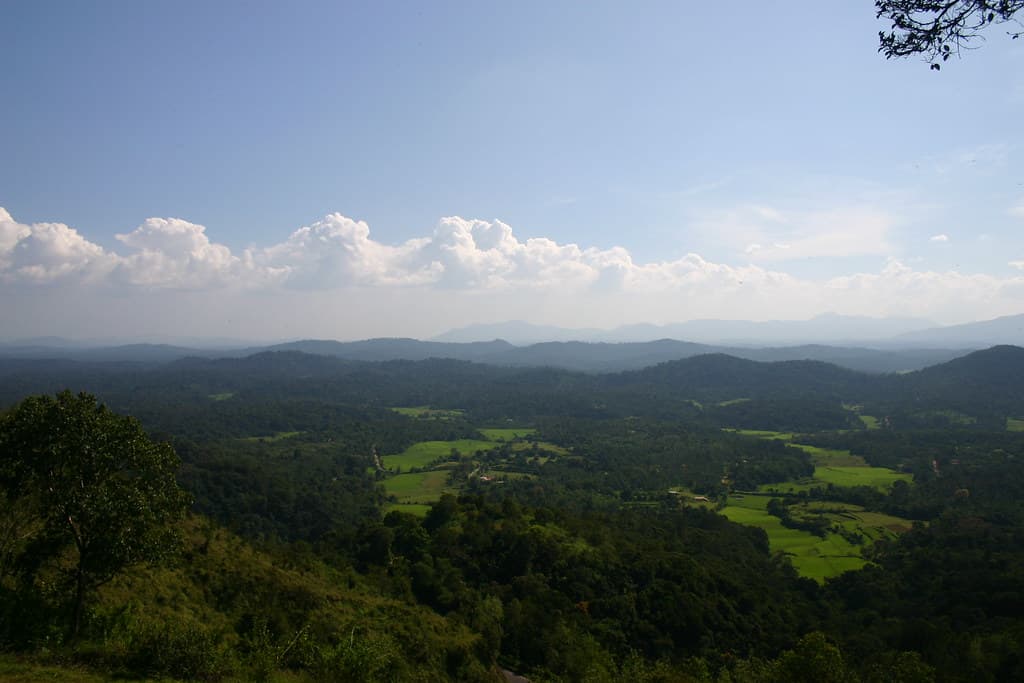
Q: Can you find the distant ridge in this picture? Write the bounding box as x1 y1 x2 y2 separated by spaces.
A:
0 336 971 375
892 313 1024 347
434 314 937 345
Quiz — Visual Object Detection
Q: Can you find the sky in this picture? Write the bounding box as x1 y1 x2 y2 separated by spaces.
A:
2 1 1023 342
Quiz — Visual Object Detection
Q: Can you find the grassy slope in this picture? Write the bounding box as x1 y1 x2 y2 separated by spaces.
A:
720 496 865 581
90 515 487 681
382 440 497 470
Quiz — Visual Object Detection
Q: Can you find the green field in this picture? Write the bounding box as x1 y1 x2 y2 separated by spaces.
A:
390 406 465 419
381 439 497 471
760 465 911 493
207 392 234 401
815 466 911 488
720 495 866 581
511 440 569 456
1008 417 1024 432
479 427 536 441
786 442 867 466
383 470 453 503
859 414 880 429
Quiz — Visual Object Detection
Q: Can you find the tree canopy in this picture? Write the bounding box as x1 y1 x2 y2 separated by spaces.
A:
0 391 190 638
877 0 1024 69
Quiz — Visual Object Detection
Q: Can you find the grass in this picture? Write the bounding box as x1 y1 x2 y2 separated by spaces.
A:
381 439 497 470
0 658 120 682
208 392 234 401
759 465 911 493
383 470 453 503
859 415 880 429
720 497 867 581
478 427 536 441
511 440 569 456
1008 417 1024 432
815 466 911 489
785 443 867 466
390 406 465 419
239 431 302 443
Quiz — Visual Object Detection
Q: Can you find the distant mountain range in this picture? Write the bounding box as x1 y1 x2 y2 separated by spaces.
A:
432 314 941 345
0 336 971 375
433 313 1024 347
1 313 1020 374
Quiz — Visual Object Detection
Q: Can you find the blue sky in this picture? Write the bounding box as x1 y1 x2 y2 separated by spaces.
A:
1 1 1022 340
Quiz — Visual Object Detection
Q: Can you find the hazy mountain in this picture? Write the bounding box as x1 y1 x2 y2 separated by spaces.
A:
0 343 229 363
259 338 516 362
432 321 604 345
890 313 1024 348
0 337 968 374
434 314 936 345
612 314 936 345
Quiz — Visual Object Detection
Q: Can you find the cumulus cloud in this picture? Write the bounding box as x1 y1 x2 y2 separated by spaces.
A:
2 207 1023 331
0 210 116 284
1010 260 1024 270
930 233 949 242
114 217 244 287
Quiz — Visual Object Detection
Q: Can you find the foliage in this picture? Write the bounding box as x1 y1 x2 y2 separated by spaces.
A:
0 391 190 639
877 0 1024 69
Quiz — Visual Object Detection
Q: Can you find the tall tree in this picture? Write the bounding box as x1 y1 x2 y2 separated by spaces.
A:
0 391 190 638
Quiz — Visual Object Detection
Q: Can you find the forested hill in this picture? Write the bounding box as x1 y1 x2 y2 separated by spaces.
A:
0 336 971 373
1 346 1022 429
612 353 876 401
871 344 1024 418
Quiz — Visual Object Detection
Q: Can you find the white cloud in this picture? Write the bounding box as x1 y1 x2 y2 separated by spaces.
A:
2 207 1023 334
114 217 244 288
1010 203 1024 219
930 233 949 242
0 211 116 284
1010 260 1024 270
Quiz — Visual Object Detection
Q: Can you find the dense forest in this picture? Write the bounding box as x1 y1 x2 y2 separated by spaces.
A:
2 347 1024 681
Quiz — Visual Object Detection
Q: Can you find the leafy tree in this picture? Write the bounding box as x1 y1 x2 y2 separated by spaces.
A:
877 1 1024 69
0 391 190 638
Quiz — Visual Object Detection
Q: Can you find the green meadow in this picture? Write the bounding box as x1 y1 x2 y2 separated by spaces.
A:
478 427 537 441
859 414 880 429
390 406 465 419
760 466 911 493
720 495 866 581
731 429 911 493
383 470 453 503
511 440 569 455
381 439 498 470
1008 417 1024 432
380 427 546 506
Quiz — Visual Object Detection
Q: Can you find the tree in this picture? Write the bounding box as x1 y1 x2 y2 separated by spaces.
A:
0 391 190 639
877 1 1024 69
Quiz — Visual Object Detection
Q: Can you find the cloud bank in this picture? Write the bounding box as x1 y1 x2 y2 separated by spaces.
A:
1 207 1022 339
